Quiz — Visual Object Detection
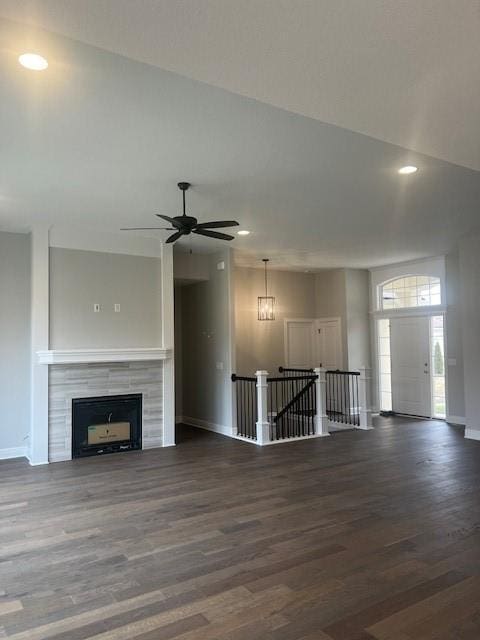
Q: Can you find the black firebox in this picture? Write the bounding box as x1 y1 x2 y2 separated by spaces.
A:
72 394 142 458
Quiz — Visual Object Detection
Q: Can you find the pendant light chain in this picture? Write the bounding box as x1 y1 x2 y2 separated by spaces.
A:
264 259 268 296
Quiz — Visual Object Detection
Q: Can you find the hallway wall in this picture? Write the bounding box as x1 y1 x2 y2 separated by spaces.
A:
458 234 480 438
180 249 234 432
0 232 31 457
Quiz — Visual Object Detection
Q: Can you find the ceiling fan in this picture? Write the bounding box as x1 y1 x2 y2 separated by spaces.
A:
121 182 239 243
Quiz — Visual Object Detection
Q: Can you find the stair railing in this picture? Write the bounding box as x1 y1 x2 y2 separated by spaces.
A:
231 366 371 445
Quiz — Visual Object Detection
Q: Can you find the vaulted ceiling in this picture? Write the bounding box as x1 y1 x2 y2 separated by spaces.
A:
0 4 479 269
2 0 479 171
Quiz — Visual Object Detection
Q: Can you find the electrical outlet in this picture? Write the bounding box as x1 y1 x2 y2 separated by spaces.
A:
216 361 224 370
114 304 121 313
93 303 100 313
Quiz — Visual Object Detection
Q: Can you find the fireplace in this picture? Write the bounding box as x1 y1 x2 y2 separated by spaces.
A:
72 394 142 458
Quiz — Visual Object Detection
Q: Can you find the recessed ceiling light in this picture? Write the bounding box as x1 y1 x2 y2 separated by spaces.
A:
18 53 48 71
398 165 418 175
237 230 250 236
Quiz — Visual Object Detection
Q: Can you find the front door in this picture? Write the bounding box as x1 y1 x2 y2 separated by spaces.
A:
390 316 431 417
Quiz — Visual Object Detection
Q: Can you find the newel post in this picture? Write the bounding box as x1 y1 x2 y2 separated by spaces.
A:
255 370 270 445
314 368 330 436
357 366 374 430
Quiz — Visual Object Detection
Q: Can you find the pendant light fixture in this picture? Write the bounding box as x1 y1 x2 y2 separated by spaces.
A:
258 258 275 321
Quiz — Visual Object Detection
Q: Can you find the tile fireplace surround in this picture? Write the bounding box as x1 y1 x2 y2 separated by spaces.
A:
48 361 163 462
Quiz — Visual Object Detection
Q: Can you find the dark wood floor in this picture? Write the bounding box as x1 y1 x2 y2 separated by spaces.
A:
1 417 480 639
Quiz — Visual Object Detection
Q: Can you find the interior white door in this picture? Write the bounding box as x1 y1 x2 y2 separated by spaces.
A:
390 316 431 417
285 320 315 369
316 319 342 369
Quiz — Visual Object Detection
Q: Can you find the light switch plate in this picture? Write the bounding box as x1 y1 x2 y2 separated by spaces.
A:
216 361 224 370
93 303 100 313
114 304 121 313
217 261 225 271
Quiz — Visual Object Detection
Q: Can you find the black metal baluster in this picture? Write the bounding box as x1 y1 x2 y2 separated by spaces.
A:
249 380 252 438
355 376 360 427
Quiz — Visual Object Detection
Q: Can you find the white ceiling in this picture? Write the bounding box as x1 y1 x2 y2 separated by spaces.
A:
1 0 479 171
0 14 479 270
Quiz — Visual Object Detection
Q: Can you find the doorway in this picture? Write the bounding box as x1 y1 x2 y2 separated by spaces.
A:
284 317 342 370
378 315 446 418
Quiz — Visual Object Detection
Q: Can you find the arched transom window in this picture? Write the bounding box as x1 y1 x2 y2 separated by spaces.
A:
381 275 441 310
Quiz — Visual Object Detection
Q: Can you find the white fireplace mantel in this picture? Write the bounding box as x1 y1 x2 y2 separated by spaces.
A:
37 347 172 365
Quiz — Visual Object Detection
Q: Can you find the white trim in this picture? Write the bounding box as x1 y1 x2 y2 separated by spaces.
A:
30 225 50 466
160 242 176 447
370 256 446 313
37 347 172 365
181 416 233 437
0 446 28 460
253 433 331 446
465 428 480 441
182 416 332 446
371 306 446 319
447 415 466 425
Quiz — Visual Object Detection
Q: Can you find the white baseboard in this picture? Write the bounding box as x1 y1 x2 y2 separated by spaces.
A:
181 416 233 437
447 415 466 426
0 446 28 461
465 428 480 442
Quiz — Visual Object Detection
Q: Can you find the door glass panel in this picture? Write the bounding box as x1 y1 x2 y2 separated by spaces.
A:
378 319 392 411
430 316 446 418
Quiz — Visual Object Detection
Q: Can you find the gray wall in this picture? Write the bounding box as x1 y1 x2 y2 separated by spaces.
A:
235 267 316 375
174 285 183 417
445 250 465 420
458 235 480 434
234 266 370 374
50 248 162 348
344 269 371 368
173 250 210 283
314 269 348 367
180 249 234 428
0 232 31 452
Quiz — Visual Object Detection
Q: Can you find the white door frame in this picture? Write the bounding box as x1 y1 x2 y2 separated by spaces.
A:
372 308 448 419
284 317 342 369
315 317 343 369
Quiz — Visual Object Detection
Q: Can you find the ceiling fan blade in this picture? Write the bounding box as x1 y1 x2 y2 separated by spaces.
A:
156 214 181 228
121 227 175 231
165 230 185 243
193 229 235 241
195 220 239 229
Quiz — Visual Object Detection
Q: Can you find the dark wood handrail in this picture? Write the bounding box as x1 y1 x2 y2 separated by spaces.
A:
274 378 316 422
278 366 314 373
268 374 317 382
326 369 360 376
231 374 256 382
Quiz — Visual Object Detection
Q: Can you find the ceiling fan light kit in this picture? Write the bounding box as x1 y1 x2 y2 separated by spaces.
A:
121 182 240 244
258 258 275 321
